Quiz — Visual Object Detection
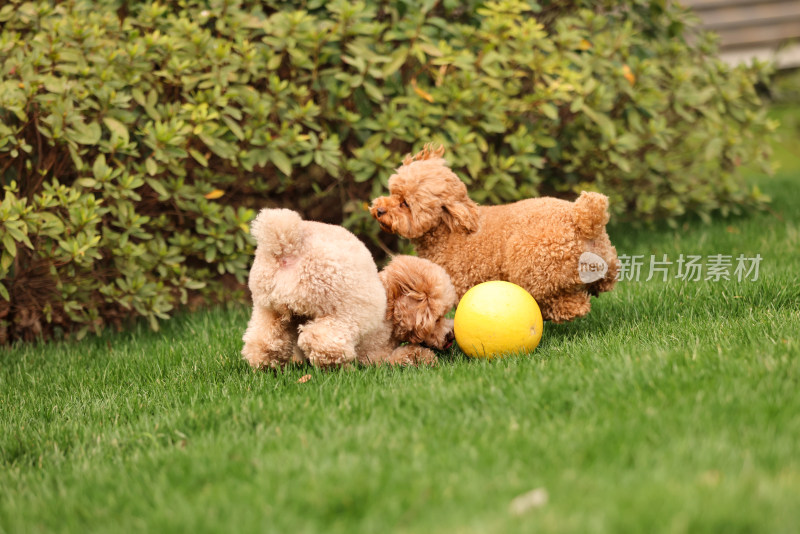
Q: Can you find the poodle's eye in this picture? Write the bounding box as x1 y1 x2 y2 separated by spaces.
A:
400 200 409 209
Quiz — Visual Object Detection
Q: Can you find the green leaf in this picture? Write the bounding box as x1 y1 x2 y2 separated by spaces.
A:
222 116 244 141
0 4 15 23
0 282 8 301
131 88 146 107
43 76 67 94
68 144 85 170
36 213 64 236
93 154 108 180
583 106 616 140
382 48 408 77
183 279 206 290
704 137 724 161
608 151 632 173
2 233 16 257
535 135 557 148
5 223 26 243
189 148 209 167
6 227 32 249
363 82 383 102
103 117 129 143
71 121 102 145
417 42 443 57
540 103 559 121
0 251 12 271
145 158 158 176
147 178 168 198
270 150 292 176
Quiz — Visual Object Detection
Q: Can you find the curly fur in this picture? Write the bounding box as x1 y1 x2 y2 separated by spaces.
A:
370 145 619 322
242 208 455 369
380 255 457 349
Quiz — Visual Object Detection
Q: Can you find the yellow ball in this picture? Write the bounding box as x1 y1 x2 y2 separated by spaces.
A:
454 281 543 359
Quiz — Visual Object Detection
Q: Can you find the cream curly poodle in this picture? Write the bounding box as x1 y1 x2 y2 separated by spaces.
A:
241 208 456 369
370 145 619 323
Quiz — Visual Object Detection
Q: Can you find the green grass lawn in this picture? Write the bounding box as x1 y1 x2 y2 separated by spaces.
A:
2 106 799 534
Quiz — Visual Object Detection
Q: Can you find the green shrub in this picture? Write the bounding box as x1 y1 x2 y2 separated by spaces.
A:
0 0 774 343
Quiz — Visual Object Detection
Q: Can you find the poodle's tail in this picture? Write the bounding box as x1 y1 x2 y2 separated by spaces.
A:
573 192 610 240
250 208 305 256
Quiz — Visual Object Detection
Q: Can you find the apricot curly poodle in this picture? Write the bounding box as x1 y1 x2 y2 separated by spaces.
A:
242 208 456 369
370 145 619 322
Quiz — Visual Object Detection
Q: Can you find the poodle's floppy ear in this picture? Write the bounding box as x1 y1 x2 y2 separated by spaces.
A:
407 292 436 332
380 256 436 335
391 292 436 340
442 193 479 233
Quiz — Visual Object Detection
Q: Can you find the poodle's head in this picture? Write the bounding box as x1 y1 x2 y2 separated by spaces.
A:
380 255 458 350
370 144 479 239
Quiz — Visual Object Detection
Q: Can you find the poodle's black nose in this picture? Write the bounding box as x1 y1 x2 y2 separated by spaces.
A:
376 207 387 217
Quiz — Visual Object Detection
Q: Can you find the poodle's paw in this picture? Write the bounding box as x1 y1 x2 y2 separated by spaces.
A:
386 345 438 367
305 351 353 369
242 339 291 370
297 318 358 369
299 333 356 368
540 291 592 323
